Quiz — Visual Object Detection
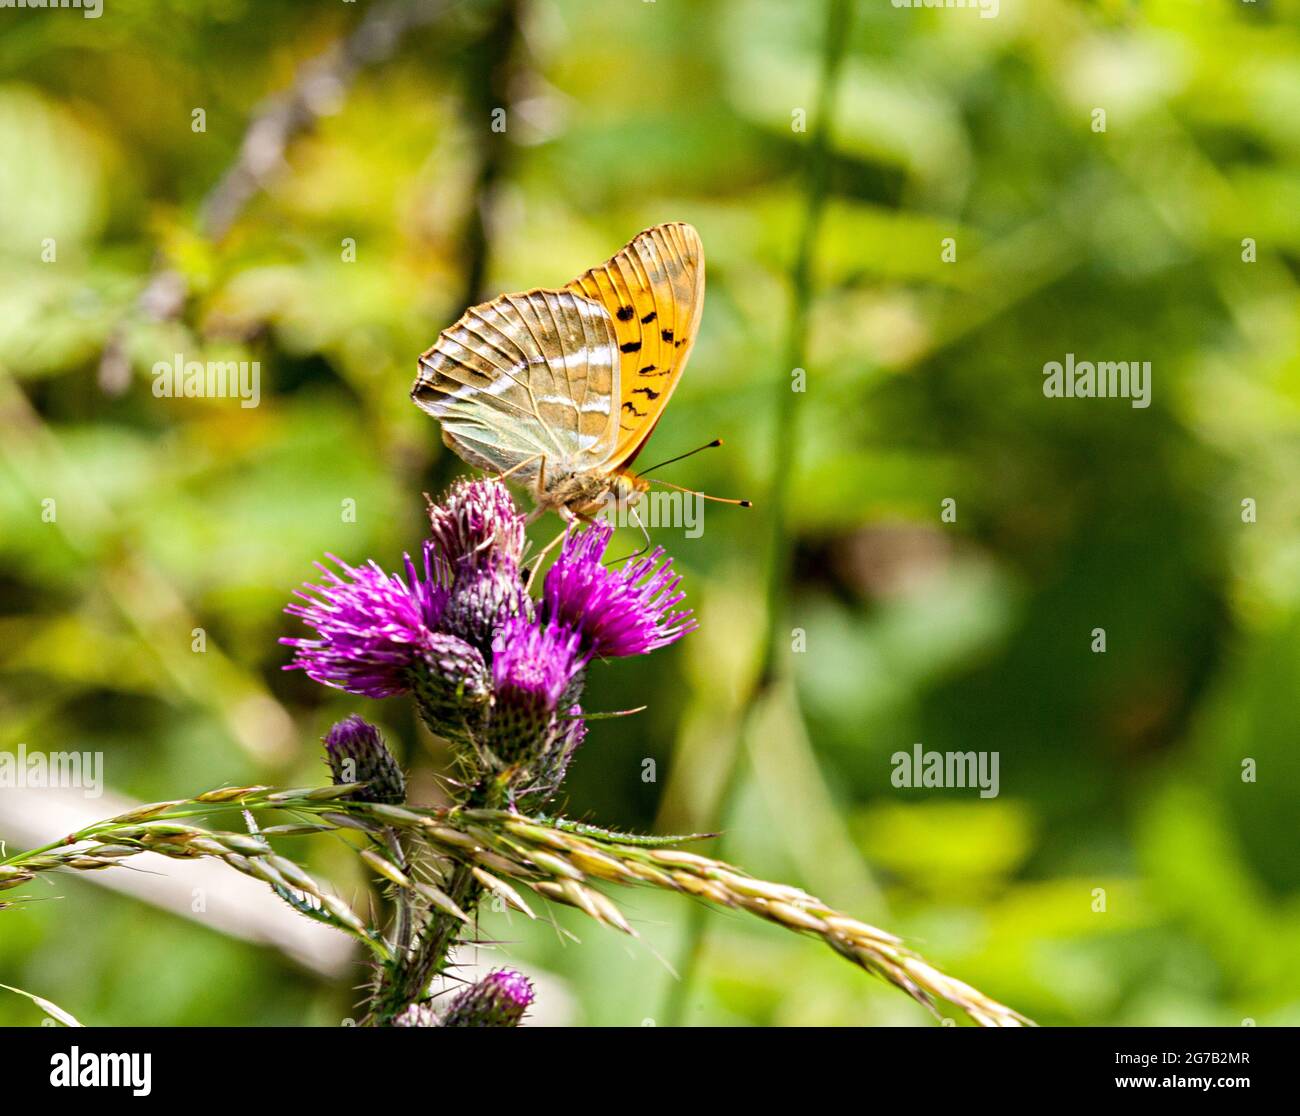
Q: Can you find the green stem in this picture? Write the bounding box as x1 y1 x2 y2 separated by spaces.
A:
380 862 483 1023
388 830 416 959
661 0 853 1027
358 0 527 1028
365 774 506 1024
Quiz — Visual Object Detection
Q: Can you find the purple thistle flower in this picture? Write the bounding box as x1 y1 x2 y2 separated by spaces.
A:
487 616 584 763
281 544 447 698
427 478 531 653
542 522 697 658
322 715 406 804
491 616 583 707
427 477 526 572
439 969 535 1028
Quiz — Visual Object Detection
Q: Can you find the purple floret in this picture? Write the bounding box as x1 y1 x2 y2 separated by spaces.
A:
281 543 447 698
542 522 697 658
427 477 526 572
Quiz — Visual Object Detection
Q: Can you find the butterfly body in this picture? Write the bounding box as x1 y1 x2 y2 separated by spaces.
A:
413 223 703 522
532 466 647 522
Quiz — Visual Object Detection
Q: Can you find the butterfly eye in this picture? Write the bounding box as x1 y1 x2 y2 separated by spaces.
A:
613 478 642 509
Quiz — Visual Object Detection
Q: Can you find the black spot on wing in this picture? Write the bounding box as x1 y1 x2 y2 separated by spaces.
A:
640 311 657 323
633 387 660 400
661 328 674 342
620 341 642 353
616 305 635 321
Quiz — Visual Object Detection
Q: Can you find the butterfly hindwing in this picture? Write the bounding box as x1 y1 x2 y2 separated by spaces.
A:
411 288 622 480
565 222 704 470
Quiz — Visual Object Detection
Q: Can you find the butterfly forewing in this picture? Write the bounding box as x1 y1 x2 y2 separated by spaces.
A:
565 222 704 470
412 288 621 480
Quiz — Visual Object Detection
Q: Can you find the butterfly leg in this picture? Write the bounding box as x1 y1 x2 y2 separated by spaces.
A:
534 454 552 515
603 504 652 566
630 504 652 559
521 457 554 528
523 516 570 592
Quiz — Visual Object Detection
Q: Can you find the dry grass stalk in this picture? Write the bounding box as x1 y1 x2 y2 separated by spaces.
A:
0 784 1031 1026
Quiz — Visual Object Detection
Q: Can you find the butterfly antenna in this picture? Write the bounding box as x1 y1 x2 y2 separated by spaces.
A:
646 477 753 507
638 438 725 477
524 525 568 592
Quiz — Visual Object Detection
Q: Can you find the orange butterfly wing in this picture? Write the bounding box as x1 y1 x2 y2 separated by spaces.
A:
565 222 704 471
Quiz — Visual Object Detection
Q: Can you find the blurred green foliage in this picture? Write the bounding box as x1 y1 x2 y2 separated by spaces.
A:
1 0 1299 1027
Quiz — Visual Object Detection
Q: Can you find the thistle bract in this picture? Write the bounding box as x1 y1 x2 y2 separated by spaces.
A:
323 716 406 805
487 617 583 764
440 562 532 653
533 702 586 793
439 969 534 1027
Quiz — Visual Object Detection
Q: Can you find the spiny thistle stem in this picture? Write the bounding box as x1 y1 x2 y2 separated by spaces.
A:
376 862 481 1024
383 829 417 969
367 771 509 1024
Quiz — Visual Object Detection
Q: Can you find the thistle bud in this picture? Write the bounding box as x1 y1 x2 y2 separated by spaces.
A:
439 969 534 1028
410 633 491 743
427 478 527 572
322 716 406 805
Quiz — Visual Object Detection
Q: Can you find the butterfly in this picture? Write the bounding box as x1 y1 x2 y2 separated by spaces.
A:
411 222 704 524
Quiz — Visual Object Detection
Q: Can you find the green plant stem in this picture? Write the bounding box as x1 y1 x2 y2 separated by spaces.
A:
366 775 504 1024
388 830 416 960
383 863 482 1022
662 0 853 1027
356 0 527 1028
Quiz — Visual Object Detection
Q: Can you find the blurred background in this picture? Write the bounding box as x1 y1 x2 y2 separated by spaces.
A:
2 0 1299 1027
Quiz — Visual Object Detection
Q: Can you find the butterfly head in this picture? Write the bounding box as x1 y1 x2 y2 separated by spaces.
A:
608 470 649 509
